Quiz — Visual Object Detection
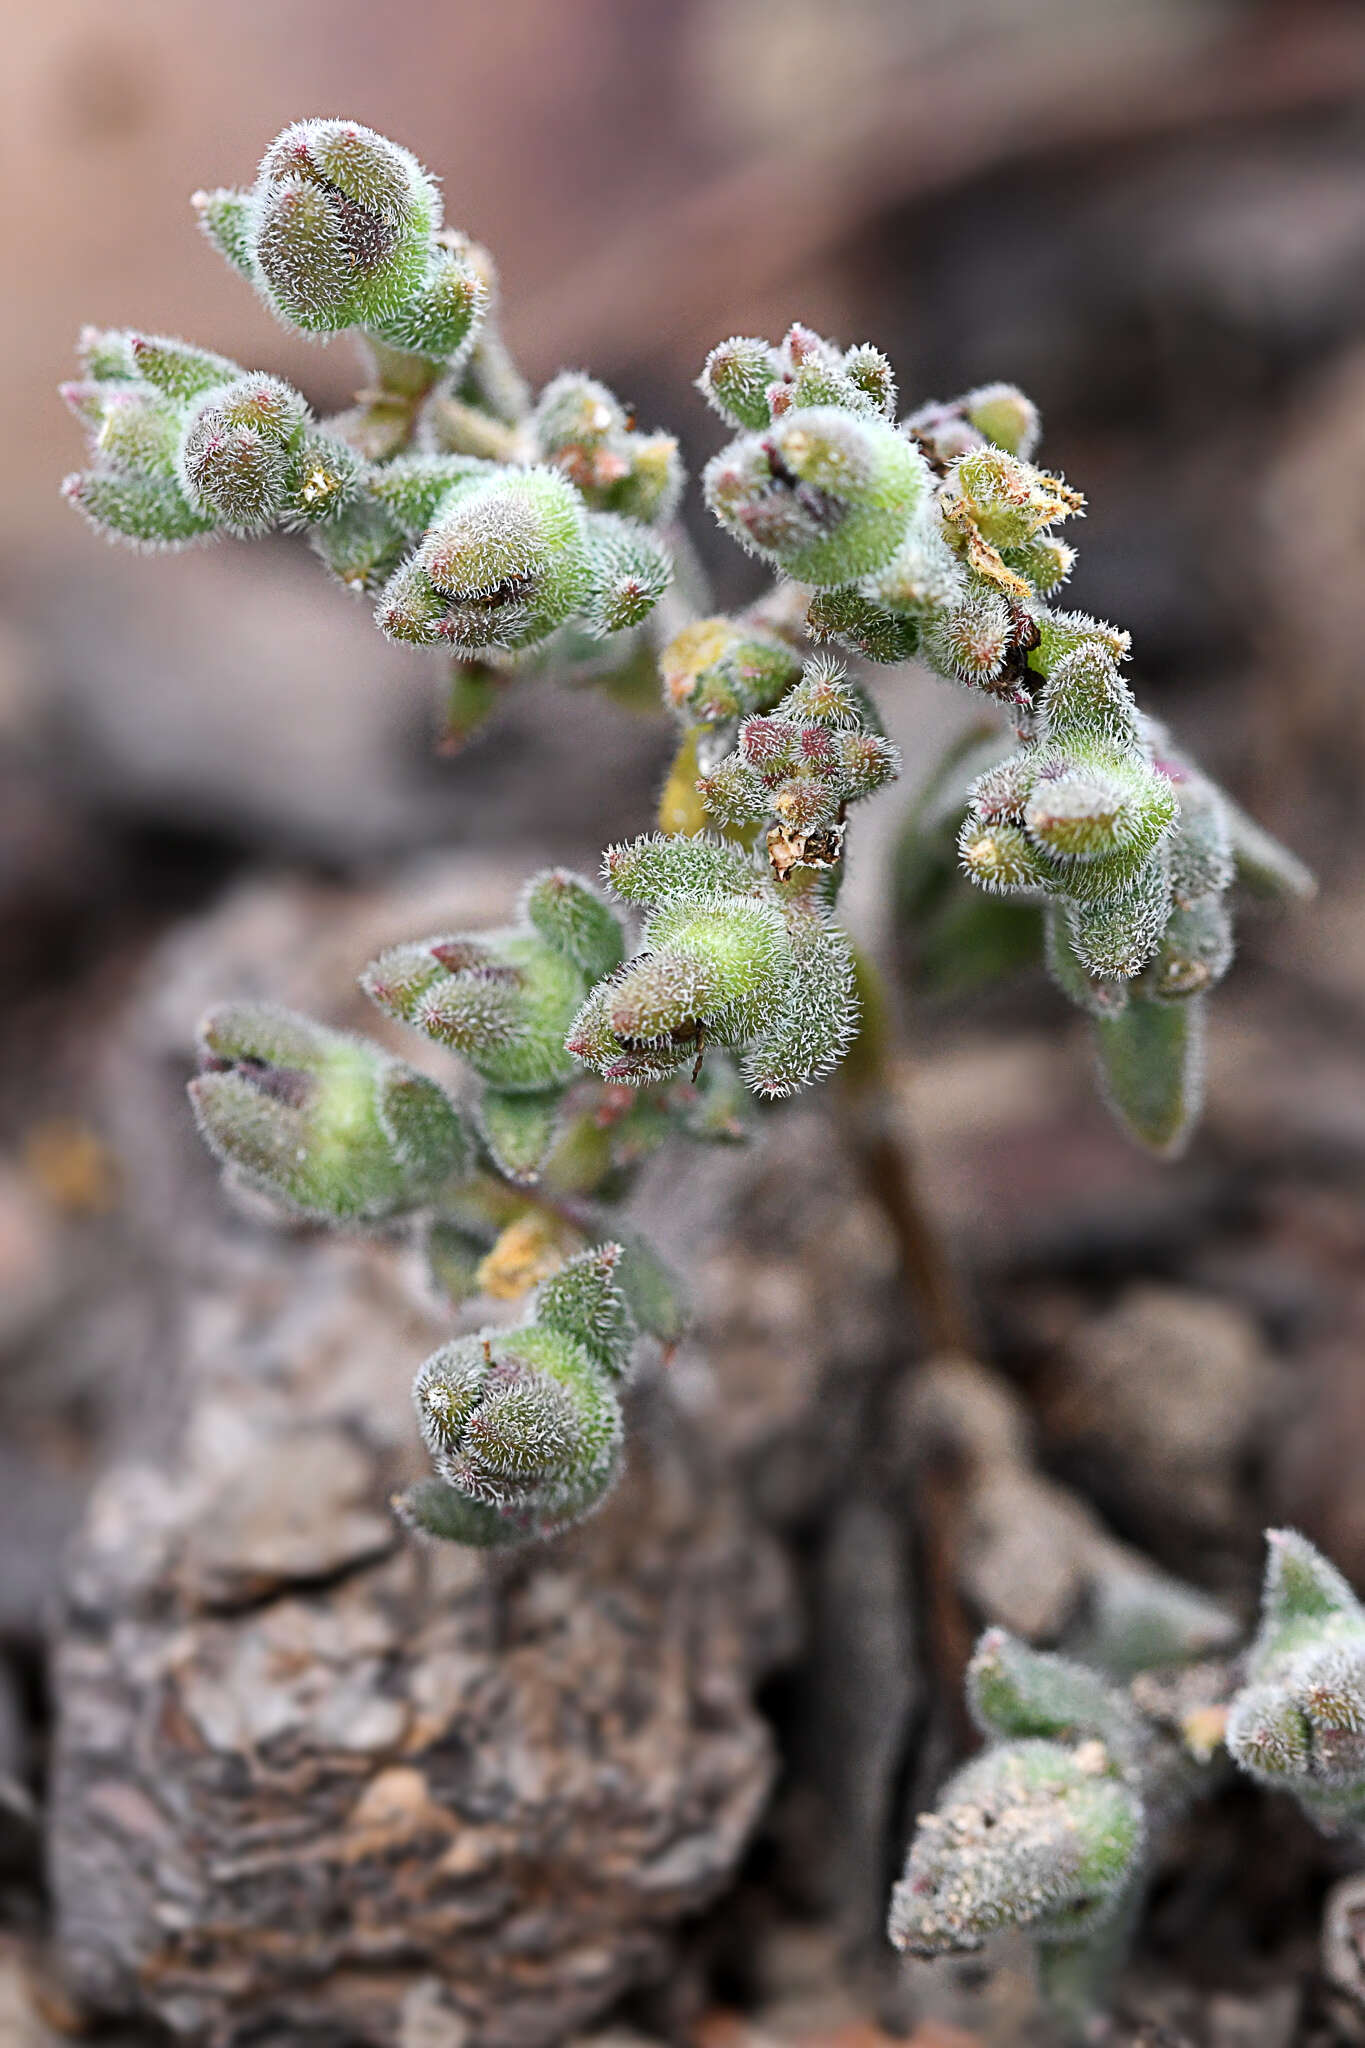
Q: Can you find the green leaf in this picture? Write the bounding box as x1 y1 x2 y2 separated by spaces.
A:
1093 992 1204 1157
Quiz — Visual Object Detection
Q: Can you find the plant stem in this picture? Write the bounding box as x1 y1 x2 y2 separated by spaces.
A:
840 946 974 1357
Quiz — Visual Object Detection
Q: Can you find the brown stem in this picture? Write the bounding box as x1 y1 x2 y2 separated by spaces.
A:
840 947 980 1728
840 946 975 1358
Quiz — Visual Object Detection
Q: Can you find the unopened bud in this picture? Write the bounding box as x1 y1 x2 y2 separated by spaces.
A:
963 382 1041 459
189 1002 468 1220
1226 1531 1365 1828
958 819 1050 893
128 331 242 403
252 119 434 329
602 832 757 905
520 867 625 979
921 585 1015 689
532 371 682 522
1067 857 1172 980
364 872 621 1097
178 374 307 535
92 387 181 477
704 408 929 586
1004 534 1075 596
583 513 672 636
660 614 803 723
192 187 254 278
409 1242 635 1541
697 336 779 429
378 466 591 653
889 1739 1143 1956
805 586 921 664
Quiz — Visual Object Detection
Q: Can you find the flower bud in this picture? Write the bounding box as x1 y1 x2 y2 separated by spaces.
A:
660 614 803 724
1067 856 1172 980
1037 642 1142 753
805 586 921 665
842 342 897 418
921 584 1015 689
1023 756 1175 866
203 120 486 362
189 1002 469 1220
127 332 243 403
563 983 687 1085
582 513 672 636
892 1631 1145 1961
568 887 794 1088
969 751 1037 823
409 1243 635 1541
963 382 1041 459
703 408 929 586
740 912 857 1098
532 371 683 522
251 119 434 330
889 1740 1143 1957
697 336 779 429
694 757 770 830
1226 1531 1365 1828
287 428 365 525
1003 534 1075 596
862 507 965 614
754 327 899 423
534 1241 636 1376
602 832 757 905
363 872 622 1098
904 395 985 466
958 819 1051 894
698 661 899 843
607 949 724 1046
76 325 138 382
377 467 591 654
178 374 307 535
520 867 626 979
375 243 486 360
1044 907 1129 1020
89 387 182 477
192 187 253 278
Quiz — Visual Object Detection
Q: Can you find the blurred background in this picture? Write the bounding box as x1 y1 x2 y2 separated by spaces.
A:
4 0 1365 2034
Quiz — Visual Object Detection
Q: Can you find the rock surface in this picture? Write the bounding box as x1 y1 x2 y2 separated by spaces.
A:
46 858 814 2048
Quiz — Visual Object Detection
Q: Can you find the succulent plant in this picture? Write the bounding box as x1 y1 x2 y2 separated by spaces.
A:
1227 1530 1365 1831
892 1537 1365 2037
62 121 1315 1559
